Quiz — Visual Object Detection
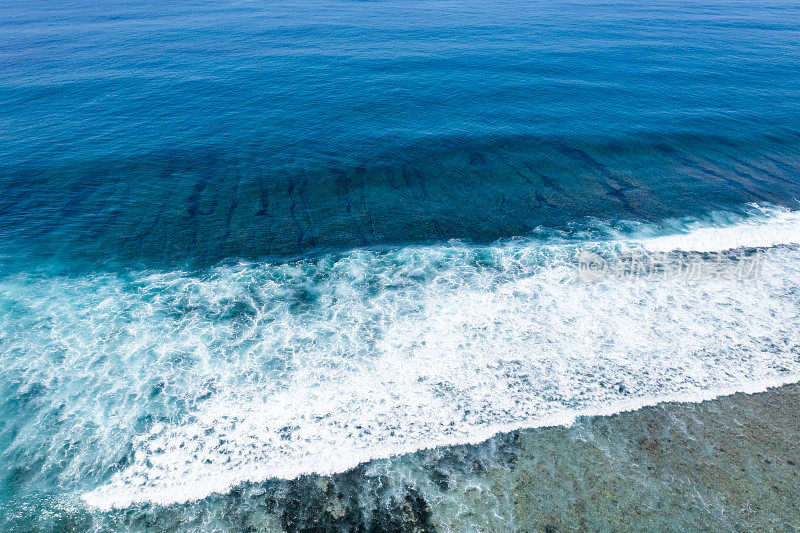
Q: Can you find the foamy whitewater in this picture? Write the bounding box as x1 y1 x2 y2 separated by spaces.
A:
639 205 800 252
2 207 799 510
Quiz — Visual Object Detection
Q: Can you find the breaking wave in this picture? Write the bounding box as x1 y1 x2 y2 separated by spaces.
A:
2 206 800 509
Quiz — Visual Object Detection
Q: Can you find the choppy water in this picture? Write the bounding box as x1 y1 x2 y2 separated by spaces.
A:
2 0 800 530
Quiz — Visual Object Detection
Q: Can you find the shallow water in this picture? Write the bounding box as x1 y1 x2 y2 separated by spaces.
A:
2 0 800 529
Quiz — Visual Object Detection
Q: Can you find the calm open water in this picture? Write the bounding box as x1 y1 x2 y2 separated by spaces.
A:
1 0 800 530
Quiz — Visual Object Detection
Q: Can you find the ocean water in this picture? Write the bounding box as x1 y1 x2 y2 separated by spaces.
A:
2 0 800 530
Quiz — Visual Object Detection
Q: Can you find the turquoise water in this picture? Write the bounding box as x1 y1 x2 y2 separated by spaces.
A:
2 0 800 530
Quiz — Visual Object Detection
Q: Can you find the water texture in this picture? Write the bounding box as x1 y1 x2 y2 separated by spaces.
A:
1 0 800 529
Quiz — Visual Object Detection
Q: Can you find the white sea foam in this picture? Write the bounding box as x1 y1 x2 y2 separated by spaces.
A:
2 207 800 510
639 204 800 252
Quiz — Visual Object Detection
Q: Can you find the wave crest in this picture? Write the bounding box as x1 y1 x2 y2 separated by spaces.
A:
3 207 800 509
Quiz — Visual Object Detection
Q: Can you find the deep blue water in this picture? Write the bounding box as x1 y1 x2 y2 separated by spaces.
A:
3 0 800 269
2 0 800 530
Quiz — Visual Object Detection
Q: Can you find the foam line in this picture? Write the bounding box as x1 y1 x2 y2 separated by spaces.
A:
2 207 799 510
639 205 800 252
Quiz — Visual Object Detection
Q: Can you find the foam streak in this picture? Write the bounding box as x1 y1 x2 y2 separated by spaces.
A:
2 207 799 509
